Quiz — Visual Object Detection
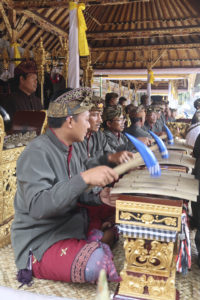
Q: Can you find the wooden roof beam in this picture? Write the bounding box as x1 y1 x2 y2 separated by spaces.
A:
87 26 200 40
1 0 14 9
86 0 150 5
94 58 200 65
12 0 149 8
11 1 69 9
102 17 200 25
19 10 68 38
0 3 13 40
91 43 200 52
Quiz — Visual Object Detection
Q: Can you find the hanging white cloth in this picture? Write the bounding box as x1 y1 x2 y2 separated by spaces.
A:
68 3 80 88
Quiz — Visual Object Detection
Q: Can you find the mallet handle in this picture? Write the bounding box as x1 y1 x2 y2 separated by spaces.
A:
113 157 144 176
113 141 162 176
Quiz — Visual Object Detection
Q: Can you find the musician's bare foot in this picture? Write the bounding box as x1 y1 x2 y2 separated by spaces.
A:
101 228 115 248
101 221 117 248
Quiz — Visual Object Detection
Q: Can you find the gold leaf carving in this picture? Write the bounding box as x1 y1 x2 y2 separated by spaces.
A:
124 239 174 273
119 271 175 299
120 211 177 227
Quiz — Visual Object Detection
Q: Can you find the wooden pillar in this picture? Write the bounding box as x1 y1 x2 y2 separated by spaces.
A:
34 38 46 107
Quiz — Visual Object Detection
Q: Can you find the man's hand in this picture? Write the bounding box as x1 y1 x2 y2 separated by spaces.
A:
99 187 119 207
108 151 134 164
81 166 118 187
137 137 152 146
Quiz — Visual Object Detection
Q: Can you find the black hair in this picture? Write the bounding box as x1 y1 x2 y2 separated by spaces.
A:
194 99 200 110
140 94 148 104
48 114 79 129
119 96 127 105
105 92 118 107
125 103 134 114
12 73 28 90
48 117 66 128
130 116 142 124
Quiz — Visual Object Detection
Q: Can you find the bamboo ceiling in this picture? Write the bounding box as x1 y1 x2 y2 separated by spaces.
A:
1 0 200 71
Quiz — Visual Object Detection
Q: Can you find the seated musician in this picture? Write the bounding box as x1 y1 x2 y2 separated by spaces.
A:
142 106 158 133
140 93 150 108
11 88 121 285
102 105 135 152
152 104 166 136
124 105 152 146
74 95 135 169
169 108 177 122
2 60 42 130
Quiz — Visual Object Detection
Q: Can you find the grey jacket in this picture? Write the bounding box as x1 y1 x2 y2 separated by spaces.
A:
124 124 152 138
11 129 101 269
74 130 115 169
142 121 159 134
103 129 135 152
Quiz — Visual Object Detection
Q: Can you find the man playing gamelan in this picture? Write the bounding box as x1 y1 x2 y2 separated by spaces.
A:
102 105 135 152
74 95 134 169
11 88 121 285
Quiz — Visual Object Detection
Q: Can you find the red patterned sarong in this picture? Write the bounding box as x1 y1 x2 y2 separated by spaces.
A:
32 204 116 283
32 239 99 282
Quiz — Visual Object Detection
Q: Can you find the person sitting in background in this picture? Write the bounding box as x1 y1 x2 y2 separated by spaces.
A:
124 105 152 146
103 105 135 152
124 103 134 128
118 96 127 107
11 87 121 286
164 101 171 122
105 92 119 107
2 60 42 131
118 96 129 126
169 108 177 122
140 94 150 108
152 104 166 136
142 106 158 133
186 111 200 147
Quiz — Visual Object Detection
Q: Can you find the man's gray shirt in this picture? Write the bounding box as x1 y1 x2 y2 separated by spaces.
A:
11 129 101 269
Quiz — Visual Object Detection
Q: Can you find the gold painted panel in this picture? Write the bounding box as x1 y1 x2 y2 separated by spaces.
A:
116 200 182 231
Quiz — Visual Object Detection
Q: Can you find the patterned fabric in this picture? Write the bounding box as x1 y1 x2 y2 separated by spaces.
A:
91 95 104 111
32 230 120 284
14 60 37 76
84 229 120 283
103 105 122 121
31 204 119 284
47 87 93 117
71 241 99 283
176 212 191 274
117 224 177 242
